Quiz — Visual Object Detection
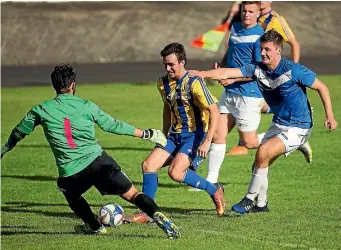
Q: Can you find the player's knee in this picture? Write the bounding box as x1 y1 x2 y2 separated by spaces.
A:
120 185 140 201
141 159 155 173
168 165 183 182
244 139 259 149
212 132 226 144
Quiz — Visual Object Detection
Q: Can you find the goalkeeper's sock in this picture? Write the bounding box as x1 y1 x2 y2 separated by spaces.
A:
134 193 160 218
142 172 158 200
182 170 217 196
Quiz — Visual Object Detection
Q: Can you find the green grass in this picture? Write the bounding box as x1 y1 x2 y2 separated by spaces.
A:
1 76 341 250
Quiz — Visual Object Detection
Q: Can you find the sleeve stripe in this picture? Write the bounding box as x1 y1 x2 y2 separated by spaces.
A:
198 78 215 104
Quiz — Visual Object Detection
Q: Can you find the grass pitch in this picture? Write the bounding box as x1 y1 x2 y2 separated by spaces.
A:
1 75 341 249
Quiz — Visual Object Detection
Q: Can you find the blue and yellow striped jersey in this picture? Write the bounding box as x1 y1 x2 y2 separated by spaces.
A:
157 72 218 133
258 10 295 43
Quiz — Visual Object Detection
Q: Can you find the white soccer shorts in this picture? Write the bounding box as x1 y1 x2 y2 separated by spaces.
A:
218 91 264 132
261 122 312 156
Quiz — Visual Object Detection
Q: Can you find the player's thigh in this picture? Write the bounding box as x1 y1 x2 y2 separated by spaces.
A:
255 137 286 168
57 160 98 199
277 125 312 156
235 96 263 132
168 152 192 178
142 147 173 172
92 153 133 195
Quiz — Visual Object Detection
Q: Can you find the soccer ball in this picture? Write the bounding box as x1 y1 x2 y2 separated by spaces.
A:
98 203 124 227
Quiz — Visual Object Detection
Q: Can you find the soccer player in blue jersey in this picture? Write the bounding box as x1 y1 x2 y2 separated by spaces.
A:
188 30 338 213
199 1 266 187
125 43 227 223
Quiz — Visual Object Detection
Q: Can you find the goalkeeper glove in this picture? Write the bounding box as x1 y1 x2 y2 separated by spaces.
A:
142 129 167 147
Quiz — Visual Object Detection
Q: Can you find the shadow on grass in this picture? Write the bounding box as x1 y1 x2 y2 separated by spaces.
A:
1 175 236 187
17 144 152 152
1 175 184 188
1 230 164 238
3 201 214 219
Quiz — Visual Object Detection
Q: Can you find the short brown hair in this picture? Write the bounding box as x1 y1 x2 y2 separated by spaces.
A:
160 43 187 65
260 29 284 50
242 1 261 9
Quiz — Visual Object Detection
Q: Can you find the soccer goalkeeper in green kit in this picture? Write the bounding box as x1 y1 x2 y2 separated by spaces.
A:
1 64 181 239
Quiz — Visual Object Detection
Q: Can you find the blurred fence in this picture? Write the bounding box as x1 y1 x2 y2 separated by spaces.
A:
2 1 341 66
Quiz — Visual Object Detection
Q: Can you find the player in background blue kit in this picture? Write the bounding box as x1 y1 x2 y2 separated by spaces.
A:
198 1 266 188
188 30 338 213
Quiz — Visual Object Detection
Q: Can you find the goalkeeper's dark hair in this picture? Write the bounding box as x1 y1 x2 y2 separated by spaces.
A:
160 43 187 66
50 64 76 93
260 29 284 50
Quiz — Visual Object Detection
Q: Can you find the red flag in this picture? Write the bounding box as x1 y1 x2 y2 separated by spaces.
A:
191 21 231 52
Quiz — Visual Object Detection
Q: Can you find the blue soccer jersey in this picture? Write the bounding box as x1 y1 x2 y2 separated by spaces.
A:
224 22 264 98
240 58 316 129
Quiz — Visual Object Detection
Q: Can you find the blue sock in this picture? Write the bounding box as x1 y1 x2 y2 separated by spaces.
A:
142 172 158 200
182 170 217 195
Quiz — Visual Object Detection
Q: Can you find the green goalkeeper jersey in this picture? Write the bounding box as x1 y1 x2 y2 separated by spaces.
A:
14 94 136 177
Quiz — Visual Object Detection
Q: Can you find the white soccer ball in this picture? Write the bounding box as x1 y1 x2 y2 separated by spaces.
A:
99 203 124 227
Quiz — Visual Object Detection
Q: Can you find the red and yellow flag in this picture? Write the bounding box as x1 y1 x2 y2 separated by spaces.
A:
190 21 231 52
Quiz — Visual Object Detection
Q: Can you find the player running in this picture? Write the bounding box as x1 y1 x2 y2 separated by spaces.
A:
125 42 226 223
227 1 304 155
1 64 180 239
188 30 337 213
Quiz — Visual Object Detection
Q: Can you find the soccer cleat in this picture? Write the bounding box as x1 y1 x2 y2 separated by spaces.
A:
297 141 312 163
231 196 254 214
251 204 270 213
74 223 107 235
123 211 153 224
226 145 249 156
210 183 227 217
153 212 181 239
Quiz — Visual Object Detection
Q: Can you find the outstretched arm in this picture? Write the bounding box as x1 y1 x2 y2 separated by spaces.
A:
1 128 26 159
189 67 244 81
310 78 338 131
90 101 167 146
1 106 41 159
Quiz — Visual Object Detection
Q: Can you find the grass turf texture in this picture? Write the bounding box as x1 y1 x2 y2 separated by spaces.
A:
1 75 341 249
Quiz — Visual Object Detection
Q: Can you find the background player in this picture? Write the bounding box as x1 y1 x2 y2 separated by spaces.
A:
1 64 180 239
196 1 266 189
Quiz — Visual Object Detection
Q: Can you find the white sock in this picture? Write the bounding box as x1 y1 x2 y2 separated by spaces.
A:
257 178 268 207
206 143 226 183
246 167 268 201
257 132 266 146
